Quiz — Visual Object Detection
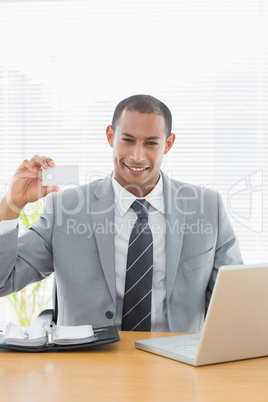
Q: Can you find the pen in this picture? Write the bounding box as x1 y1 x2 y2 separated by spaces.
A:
94 328 108 333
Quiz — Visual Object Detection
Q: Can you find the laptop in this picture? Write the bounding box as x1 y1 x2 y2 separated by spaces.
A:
135 263 268 366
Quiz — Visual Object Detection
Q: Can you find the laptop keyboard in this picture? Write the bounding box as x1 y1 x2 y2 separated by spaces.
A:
175 344 199 358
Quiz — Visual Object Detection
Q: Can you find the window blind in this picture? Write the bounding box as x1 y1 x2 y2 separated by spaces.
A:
0 0 267 268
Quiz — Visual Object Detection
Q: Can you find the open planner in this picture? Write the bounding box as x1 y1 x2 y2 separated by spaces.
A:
0 321 120 352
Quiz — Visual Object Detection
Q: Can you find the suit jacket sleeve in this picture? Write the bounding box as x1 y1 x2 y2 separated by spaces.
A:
0 194 55 296
205 192 243 311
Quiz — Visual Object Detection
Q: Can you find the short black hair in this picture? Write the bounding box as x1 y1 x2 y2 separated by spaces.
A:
111 94 172 138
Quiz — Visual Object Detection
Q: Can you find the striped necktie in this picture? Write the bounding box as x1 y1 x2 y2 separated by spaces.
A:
122 199 153 331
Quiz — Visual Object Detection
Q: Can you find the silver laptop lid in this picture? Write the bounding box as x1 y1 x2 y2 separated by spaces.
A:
136 263 268 366
195 263 268 365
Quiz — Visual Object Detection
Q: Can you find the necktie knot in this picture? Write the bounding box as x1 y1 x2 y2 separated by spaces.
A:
131 199 150 221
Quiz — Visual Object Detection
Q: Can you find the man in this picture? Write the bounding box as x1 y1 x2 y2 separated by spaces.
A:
0 94 243 332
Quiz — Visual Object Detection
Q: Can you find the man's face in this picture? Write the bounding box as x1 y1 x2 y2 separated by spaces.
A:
106 110 175 196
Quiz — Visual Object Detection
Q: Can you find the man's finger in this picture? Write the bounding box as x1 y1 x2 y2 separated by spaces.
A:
42 185 60 196
29 155 55 170
20 159 38 173
41 155 55 168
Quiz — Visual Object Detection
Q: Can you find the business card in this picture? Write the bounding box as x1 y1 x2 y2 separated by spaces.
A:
43 165 80 186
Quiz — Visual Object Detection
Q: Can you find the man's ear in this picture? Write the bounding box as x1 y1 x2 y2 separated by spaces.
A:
106 125 114 148
164 133 175 155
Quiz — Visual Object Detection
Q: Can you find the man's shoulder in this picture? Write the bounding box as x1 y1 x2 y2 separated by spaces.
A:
162 172 219 200
46 174 113 210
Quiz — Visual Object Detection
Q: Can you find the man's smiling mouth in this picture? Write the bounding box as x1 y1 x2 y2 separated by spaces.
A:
124 163 149 173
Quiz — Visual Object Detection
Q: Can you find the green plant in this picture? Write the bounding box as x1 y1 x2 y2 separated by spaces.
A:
19 200 44 232
7 200 53 326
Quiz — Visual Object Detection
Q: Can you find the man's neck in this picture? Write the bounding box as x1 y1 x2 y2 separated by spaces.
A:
113 174 161 198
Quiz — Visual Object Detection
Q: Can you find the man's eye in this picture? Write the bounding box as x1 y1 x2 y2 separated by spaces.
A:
147 142 158 146
122 138 132 143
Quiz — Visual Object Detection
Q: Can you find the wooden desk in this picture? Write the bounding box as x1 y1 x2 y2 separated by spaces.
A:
1 331 268 402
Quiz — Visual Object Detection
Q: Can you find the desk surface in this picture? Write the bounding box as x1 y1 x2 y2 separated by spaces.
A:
1 331 268 402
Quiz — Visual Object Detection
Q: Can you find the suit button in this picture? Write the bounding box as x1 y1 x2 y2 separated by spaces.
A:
106 311 114 319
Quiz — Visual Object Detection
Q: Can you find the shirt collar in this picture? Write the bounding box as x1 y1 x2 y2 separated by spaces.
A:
112 173 165 217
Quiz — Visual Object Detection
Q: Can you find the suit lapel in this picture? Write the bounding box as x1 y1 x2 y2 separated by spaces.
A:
90 175 116 304
162 173 187 302
89 172 187 306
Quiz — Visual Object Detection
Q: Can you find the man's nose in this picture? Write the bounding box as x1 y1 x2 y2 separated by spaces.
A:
130 146 146 163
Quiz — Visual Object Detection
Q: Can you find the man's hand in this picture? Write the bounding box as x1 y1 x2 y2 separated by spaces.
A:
0 155 60 221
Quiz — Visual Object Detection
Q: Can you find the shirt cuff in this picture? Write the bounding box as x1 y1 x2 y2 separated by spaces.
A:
0 219 18 235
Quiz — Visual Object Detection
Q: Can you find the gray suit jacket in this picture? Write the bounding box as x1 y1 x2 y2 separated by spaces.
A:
0 172 243 332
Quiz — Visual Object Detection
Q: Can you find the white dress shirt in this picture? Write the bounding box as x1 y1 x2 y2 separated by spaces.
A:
0 174 169 331
112 174 169 331
0 218 18 234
